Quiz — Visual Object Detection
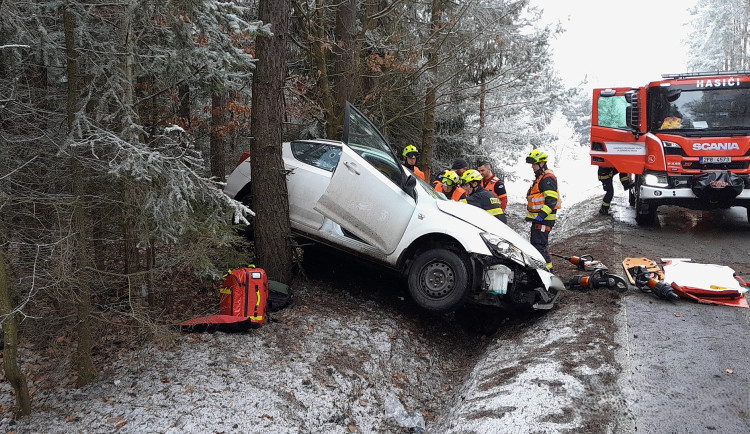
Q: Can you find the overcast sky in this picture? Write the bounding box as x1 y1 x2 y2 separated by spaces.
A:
531 0 699 91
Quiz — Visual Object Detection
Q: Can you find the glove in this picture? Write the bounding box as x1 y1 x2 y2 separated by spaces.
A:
534 215 544 222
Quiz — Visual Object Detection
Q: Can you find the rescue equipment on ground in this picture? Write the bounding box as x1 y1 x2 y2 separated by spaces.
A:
623 257 749 308
568 269 629 292
632 268 680 301
181 266 286 332
552 253 629 292
552 253 605 272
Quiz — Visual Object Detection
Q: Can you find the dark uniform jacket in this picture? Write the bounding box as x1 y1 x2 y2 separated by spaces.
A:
466 185 505 220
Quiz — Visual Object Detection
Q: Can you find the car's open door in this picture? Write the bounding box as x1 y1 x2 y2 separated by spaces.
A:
590 87 648 174
314 104 415 254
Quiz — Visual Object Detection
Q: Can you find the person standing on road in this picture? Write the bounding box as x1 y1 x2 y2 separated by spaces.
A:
477 161 508 213
461 169 506 223
402 145 425 180
439 170 467 202
598 167 633 215
525 149 560 271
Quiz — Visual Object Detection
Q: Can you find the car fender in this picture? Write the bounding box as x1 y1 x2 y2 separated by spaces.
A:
434 199 547 264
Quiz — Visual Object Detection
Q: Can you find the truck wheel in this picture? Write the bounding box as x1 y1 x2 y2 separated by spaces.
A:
635 199 657 225
746 207 750 224
407 248 470 313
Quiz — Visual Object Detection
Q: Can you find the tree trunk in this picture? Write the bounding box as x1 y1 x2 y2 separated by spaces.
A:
210 93 227 182
0 250 31 417
310 0 336 139
64 2 94 387
251 0 293 284
421 0 444 182
332 0 358 135
178 83 191 129
478 73 486 148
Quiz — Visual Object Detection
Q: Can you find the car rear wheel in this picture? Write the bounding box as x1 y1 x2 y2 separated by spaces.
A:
407 248 470 313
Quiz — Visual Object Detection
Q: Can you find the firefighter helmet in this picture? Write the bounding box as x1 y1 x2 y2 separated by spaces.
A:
441 170 460 187
402 145 419 158
460 169 482 185
525 149 548 164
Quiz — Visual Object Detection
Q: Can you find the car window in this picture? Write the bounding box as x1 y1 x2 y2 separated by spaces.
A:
291 141 342 172
344 105 404 186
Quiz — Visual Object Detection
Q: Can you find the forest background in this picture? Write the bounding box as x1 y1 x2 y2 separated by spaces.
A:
0 0 745 418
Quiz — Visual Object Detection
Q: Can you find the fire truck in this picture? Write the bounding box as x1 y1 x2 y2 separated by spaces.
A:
590 71 750 225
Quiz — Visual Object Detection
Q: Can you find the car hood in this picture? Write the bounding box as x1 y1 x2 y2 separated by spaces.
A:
435 199 546 263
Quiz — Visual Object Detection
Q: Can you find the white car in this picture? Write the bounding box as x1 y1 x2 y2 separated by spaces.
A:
224 103 563 312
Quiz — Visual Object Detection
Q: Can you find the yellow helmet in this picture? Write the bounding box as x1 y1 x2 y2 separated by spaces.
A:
460 169 482 184
402 144 419 158
441 170 460 187
525 148 548 164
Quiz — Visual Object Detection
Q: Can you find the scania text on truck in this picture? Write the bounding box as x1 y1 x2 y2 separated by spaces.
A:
590 71 750 225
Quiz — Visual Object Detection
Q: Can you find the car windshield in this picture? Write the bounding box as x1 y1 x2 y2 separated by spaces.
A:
648 86 750 132
343 105 404 186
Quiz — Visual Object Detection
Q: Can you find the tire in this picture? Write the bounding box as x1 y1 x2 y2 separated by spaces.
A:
746 207 750 224
407 248 470 313
634 176 657 226
634 199 657 225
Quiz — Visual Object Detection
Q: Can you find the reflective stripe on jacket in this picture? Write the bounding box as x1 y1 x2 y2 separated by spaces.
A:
467 186 505 219
526 169 560 223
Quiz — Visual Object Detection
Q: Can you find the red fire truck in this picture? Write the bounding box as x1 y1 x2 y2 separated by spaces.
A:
590 71 750 225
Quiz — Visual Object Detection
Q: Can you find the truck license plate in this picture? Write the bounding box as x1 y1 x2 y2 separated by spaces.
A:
700 156 731 163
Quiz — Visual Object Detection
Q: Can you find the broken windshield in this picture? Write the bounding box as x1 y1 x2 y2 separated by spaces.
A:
648 86 750 133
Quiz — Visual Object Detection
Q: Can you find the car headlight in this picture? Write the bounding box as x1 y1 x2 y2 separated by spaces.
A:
643 170 668 187
480 232 526 266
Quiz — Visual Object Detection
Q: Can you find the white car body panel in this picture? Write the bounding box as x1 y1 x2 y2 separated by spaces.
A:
315 146 415 254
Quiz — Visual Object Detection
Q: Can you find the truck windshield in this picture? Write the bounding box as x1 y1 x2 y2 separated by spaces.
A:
648 86 750 132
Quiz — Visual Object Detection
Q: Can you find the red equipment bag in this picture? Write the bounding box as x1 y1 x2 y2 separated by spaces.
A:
219 267 269 327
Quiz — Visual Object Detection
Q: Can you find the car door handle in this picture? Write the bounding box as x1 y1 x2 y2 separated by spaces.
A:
343 161 360 175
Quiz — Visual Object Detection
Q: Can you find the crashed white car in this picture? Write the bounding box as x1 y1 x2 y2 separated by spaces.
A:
224 103 563 312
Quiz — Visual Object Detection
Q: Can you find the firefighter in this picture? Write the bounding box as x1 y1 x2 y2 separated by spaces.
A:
598 167 633 215
402 145 425 180
440 170 467 202
461 169 506 223
451 158 469 177
477 161 508 212
525 149 560 271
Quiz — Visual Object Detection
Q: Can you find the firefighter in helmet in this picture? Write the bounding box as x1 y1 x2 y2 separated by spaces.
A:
598 167 633 215
461 169 506 223
439 170 467 202
402 145 425 180
525 149 560 271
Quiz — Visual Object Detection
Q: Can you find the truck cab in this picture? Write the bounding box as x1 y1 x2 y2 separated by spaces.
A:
590 71 750 225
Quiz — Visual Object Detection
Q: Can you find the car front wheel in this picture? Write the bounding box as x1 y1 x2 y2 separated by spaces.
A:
407 248 470 313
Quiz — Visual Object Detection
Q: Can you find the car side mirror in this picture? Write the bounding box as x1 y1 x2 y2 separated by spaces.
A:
404 174 417 200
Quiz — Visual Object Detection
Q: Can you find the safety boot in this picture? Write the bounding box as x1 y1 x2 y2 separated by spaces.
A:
598 206 609 215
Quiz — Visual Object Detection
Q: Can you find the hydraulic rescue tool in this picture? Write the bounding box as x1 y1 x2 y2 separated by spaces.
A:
633 267 680 301
551 253 605 271
568 268 630 292
551 253 629 292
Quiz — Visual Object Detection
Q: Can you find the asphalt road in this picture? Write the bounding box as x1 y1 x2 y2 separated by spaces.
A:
609 203 750 433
